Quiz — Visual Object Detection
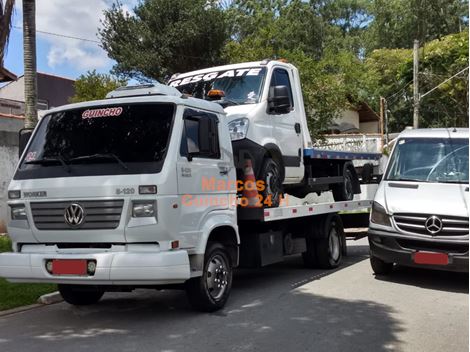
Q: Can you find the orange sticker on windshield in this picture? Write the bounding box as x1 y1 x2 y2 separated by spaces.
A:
82 107 123 119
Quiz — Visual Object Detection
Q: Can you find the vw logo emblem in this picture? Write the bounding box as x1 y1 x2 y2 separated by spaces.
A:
425 215 443 235
64 203 85 227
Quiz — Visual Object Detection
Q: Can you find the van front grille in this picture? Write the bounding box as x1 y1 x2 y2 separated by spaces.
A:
393 213 469 237
31 200 124 230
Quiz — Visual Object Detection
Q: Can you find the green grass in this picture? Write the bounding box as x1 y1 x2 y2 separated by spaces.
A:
0 235 57 311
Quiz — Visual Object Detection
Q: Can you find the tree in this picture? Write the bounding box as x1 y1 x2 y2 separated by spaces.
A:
0 0 15 68
70 70 127 103
23 0 38 128
367 0 468 52
99 0 229 81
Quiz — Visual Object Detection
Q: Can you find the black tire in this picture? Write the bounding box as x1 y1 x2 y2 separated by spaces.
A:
185 243 233 312
259 158 283 207
361 163 373 184
314 215 344 269
332 168 354 201
370 255 394 275
58 285 104 306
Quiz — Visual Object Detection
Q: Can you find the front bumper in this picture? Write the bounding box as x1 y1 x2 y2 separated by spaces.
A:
0 246 191 285
368 228 469 272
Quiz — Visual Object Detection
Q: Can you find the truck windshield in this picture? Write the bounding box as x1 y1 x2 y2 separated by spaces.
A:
168 67 266 105
385 137 469 184
15 103 175 180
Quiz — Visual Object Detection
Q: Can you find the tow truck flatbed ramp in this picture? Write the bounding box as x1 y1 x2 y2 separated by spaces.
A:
237 199 373 222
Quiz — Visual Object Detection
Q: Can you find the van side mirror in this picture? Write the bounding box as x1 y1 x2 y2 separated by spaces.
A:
268 85 291 114
198 116 212 154
18 128 34 157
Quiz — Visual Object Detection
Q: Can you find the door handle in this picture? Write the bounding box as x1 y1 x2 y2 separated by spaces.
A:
295 123 301 134
218 164 230 176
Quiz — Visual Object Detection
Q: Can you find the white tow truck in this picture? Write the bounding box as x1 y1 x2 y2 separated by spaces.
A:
169 59 381 206
0 83 375 311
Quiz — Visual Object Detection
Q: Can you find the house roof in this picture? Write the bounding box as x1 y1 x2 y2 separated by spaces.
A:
0 66 17 83
357 102 380 122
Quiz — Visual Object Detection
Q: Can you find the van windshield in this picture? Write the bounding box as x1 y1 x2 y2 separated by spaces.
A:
14 103 175 180
168 67 266 105
385 137 469 184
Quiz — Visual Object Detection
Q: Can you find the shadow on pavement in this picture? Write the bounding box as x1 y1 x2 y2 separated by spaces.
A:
373 265 469 294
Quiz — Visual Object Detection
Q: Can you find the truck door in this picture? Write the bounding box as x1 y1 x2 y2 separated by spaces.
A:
268 68 303 181
177 109 232 241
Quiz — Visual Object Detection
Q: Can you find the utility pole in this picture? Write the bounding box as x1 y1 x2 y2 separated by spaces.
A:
413 39 419 129
384 100 389 145
379 96 385 148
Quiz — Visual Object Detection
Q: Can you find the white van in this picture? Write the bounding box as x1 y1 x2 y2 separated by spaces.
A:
368 128 469 273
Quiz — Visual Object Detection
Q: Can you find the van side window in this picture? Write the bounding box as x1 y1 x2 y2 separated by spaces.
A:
181 109 220 159
270 68 294 108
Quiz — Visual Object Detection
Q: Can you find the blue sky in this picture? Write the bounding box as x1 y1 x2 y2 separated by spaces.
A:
4 0 137 80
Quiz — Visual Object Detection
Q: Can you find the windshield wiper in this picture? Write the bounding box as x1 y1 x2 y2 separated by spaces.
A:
69 153 128 170
25 154 71 173
212 99 241 107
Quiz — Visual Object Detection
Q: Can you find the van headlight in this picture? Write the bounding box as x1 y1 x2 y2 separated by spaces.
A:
132 201 156 218
228 118 249 141
370 201 391 227
11 204 27 220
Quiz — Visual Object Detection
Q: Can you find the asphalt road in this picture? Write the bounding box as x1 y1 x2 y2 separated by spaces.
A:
0 238 467 352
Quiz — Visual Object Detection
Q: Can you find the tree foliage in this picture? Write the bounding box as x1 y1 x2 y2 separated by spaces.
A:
99 0 229 81
71 70 127 103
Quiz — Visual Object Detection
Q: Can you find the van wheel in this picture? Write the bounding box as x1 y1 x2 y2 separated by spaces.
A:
332 168 354 201
58 285 104 306
370 255 394 275
314 215 343 269
260 158 283 207
185 243 233 312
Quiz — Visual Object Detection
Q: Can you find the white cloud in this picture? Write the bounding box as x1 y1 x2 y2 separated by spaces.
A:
14 0 137 72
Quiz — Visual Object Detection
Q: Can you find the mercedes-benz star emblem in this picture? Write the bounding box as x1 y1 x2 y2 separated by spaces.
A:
425 215 443 235
64 203 85 227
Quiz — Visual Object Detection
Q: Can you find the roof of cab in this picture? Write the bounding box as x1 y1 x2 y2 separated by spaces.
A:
44 91 226 116
398 127 468 139
170 60 293 81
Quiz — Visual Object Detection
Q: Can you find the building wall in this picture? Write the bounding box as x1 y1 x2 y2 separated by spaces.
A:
335 109 360 128
0 76 25 102
360 121 380 133
0 116 24 233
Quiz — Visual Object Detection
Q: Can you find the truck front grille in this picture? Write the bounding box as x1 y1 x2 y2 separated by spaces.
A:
31 200 124 230
393 213 469 237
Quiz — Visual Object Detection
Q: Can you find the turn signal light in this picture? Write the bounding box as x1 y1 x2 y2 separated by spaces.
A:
139 185 157 194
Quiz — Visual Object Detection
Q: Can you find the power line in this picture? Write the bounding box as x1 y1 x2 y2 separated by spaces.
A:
420 67 469 99
13 25 101 44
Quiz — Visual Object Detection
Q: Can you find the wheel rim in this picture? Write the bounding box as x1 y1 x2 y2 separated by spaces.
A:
329 227 340 262
265 164 281 200
206 254 229 301
344 172 353 199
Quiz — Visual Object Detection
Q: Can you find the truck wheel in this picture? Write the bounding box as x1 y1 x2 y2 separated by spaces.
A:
332 168 354 201
314 215 343 269
370 255 394 275
58 285 104 306
185 243 233 312
259 158 283 207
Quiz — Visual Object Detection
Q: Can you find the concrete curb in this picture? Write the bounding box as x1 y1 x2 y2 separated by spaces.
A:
37 291 63 305
0 291 63 317
0 303 43 317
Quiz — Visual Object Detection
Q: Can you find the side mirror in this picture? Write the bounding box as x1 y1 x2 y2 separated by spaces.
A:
18 128 34 157
198 116 211 154
268 85 291 114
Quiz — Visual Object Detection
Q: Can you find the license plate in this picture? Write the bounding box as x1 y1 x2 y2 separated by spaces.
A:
413 252 449 265
52 259 87 275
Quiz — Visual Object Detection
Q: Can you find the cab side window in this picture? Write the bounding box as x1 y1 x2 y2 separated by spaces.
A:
180 109 220 159
270 68 294 108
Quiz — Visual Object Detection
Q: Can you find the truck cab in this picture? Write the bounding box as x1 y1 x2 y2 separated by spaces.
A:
169 60 368 204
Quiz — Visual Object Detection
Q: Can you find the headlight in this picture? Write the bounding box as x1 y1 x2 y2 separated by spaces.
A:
11 205 27 220
228 118 249 141
8 190 21 199
132 201 156 218
370 201 391 227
